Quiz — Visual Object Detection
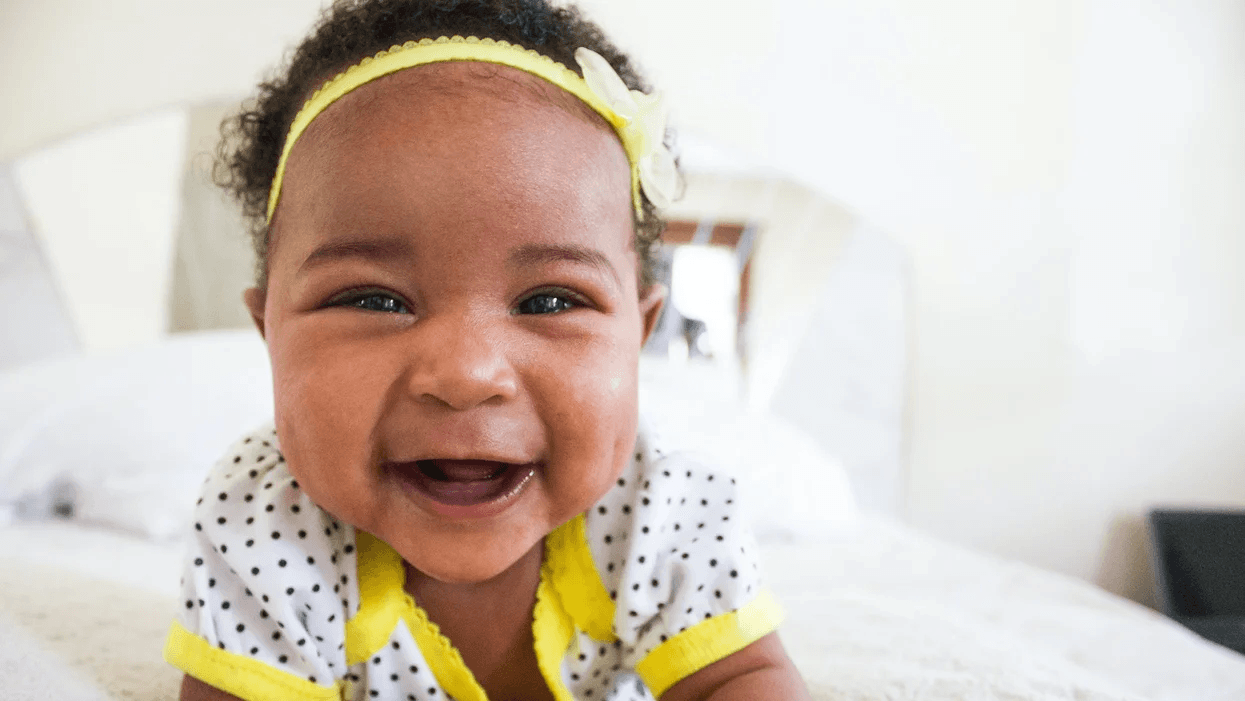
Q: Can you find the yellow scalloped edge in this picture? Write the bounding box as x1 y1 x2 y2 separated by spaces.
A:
532 555 577 701
347 531 489 701
266 34 644 224
290 35 601 128
398 599 490 701
346 527 583 701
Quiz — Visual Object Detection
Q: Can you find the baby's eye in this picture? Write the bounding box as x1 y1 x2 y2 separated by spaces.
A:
331 291 410 314
516 292 580 315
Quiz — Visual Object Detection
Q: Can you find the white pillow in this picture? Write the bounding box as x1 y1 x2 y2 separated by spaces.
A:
0 330 272 539
639 357 857 541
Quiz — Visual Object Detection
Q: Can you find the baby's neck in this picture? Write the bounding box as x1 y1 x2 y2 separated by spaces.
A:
404 539 544 621
404 539 552 700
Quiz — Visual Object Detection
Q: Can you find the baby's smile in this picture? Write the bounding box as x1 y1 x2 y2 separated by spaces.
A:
388 458 538 516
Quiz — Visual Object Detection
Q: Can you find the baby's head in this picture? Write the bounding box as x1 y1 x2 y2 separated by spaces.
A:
217 0 673 585
218 0 670 289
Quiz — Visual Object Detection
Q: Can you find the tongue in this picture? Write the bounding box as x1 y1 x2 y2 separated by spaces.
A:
426 460 504 482
407 460 527 507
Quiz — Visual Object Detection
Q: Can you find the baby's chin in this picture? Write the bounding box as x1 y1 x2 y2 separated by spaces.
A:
399 531 548 586
375 465 624 585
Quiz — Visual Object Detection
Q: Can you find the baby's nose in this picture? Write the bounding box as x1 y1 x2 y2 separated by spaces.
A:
403 316 518 410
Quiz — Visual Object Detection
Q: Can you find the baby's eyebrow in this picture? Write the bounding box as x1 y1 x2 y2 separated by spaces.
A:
299 235 415 274
508 243 621 288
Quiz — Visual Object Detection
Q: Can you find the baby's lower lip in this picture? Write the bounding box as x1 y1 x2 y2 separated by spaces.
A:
388 460 537 518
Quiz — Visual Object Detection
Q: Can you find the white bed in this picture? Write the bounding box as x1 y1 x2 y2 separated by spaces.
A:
3 108 1245 700
3 512 1244 700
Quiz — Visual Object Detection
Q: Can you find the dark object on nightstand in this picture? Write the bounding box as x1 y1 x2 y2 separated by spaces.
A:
1148 508 1245 655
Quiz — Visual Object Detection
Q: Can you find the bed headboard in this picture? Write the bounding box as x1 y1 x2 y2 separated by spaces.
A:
662 172 911 517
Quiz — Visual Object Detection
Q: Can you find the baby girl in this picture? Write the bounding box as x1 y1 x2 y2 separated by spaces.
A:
165 1 809 699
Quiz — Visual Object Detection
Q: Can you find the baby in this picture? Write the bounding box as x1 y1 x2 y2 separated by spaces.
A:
166 1 809 699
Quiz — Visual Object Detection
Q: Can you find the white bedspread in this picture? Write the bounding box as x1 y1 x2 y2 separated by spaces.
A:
0 522 183 700
766 518 1245 701
1 518 1242 700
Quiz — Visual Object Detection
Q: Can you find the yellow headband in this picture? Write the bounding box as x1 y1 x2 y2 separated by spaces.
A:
266 35 677 224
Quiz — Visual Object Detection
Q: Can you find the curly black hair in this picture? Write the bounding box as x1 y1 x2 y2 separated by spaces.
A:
216 0 671 290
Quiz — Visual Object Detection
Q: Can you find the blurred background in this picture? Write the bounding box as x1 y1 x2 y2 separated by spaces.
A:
1 0 1243 611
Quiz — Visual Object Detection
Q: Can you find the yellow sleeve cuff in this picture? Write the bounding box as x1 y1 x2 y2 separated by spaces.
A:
164 620 343 701
635 589 785 698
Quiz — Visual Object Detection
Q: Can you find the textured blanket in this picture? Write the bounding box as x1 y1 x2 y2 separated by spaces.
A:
768 519 1245 701
2 519 1243 700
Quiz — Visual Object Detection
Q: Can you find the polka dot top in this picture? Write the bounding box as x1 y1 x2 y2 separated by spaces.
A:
164 417 783 701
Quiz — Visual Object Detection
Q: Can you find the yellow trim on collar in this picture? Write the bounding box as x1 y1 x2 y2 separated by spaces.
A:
400 601 489 701
164 620 343 701
348 530 488 701
545 513 618 641
345 530 408 665
266 35 644 223
347 525 587 701
635 589 785 698
533 554 578 701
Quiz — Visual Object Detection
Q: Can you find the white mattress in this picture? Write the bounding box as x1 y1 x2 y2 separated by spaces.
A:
765 518 1245 701
1 517 1242 701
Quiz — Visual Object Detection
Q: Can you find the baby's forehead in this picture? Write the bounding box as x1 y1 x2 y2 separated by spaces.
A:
270 62 641 283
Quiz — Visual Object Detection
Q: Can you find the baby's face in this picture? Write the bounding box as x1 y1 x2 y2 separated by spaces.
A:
248 64 663 584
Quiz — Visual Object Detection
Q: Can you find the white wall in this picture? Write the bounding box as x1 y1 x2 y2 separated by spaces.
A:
0 0 327 159
3 0 1244 605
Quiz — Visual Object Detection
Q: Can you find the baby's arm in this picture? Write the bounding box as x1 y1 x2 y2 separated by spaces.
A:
657 634 810 701
180 675 245 701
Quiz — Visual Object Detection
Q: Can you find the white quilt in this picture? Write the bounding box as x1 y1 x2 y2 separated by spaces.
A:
766 519 1245 701
1 518 1242 701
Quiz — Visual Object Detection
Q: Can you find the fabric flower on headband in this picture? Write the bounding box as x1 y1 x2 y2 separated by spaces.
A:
574 48 680 211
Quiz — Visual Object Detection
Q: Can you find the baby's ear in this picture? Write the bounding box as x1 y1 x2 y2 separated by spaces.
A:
243 287 268 340
638 283 666 346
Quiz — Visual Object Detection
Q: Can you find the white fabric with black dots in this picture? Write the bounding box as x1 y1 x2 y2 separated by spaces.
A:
585 416 766 666
175 427 362 688
561 637 651 701
175 427 454 700
344 633 445 701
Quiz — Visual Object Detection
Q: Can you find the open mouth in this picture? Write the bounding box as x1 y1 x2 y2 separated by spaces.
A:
390 459 536 510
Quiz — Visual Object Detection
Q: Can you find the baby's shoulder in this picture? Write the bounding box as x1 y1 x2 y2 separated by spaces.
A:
174 425 360 690
195 423 304 527
588 417 744 542
585 438 750 580
190 423 359 604
574 421 772 670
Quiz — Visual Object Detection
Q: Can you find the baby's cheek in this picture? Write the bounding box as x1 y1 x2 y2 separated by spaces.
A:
268 339 398 521
274 328 397 430
563 356 639 480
